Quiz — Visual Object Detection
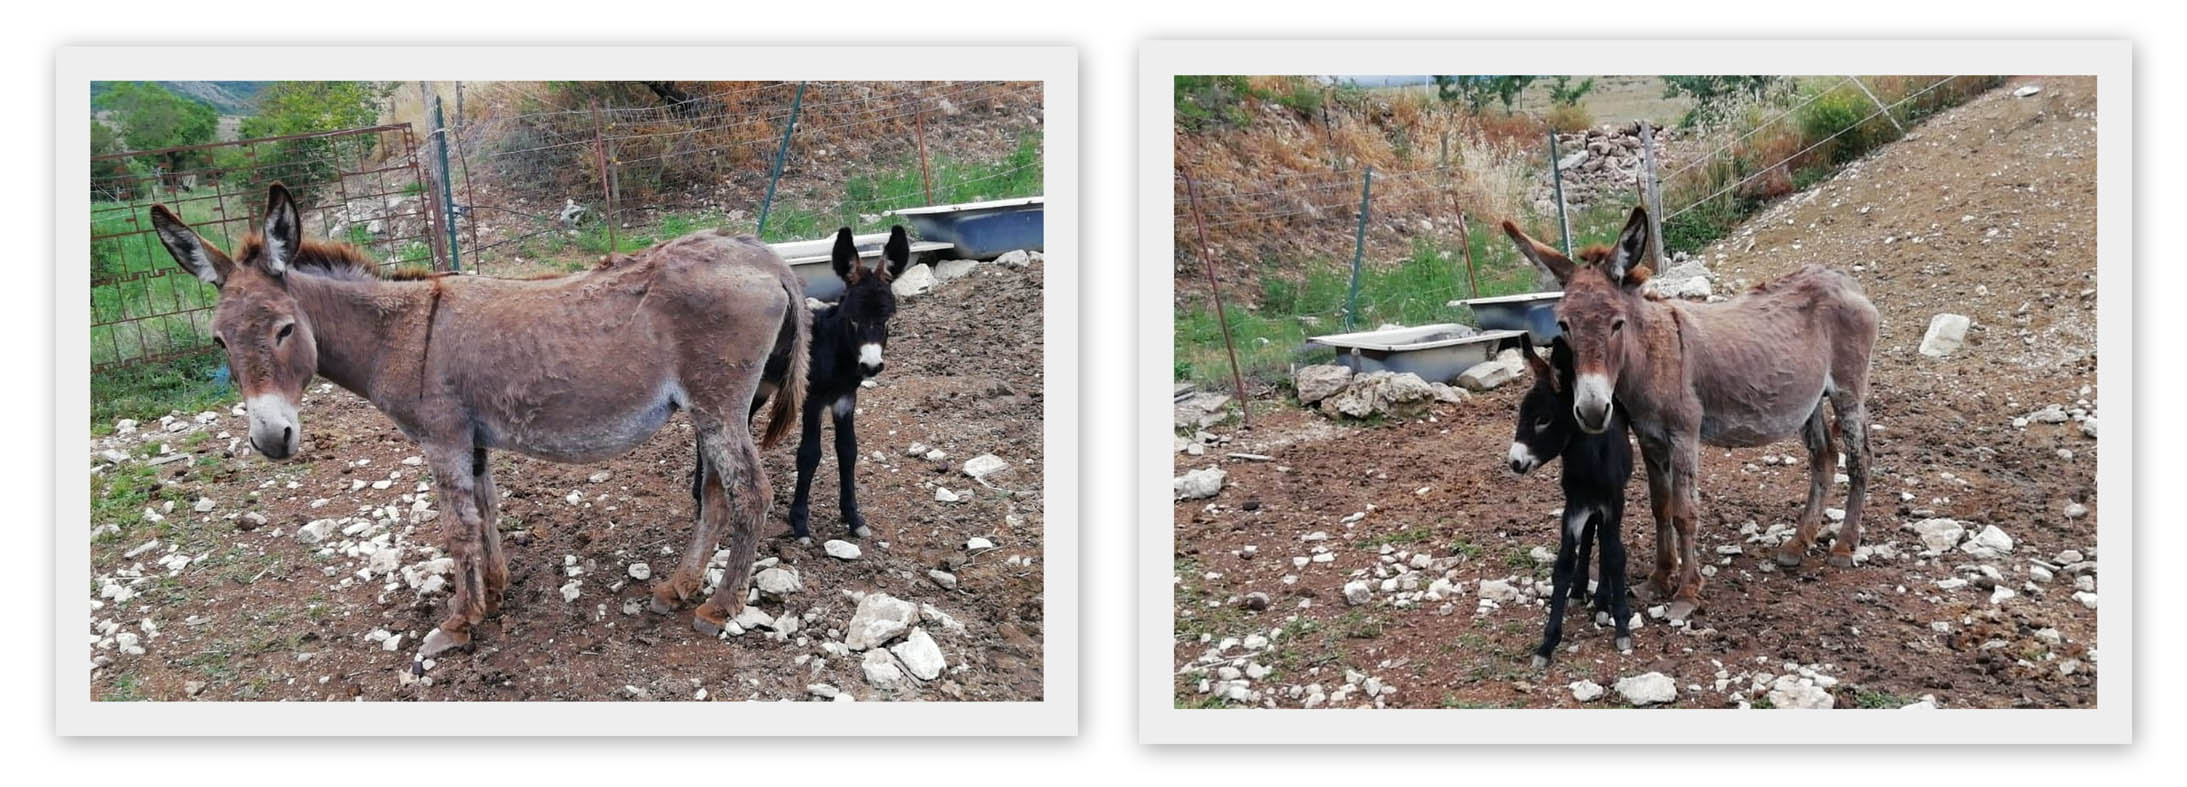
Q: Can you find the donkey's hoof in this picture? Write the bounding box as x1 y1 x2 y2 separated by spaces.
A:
692 616 724 637
1773 549 1806 567
1826 552 1856 568
1531 654 1551 670
416 628 471 662
1665 600 1698 622
647 596 675 615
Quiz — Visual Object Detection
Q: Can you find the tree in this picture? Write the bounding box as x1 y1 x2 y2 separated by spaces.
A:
92 82 218 186
1662 76 1782 128
1432 75 1535 113
1547 76 1597 108
235 81 389 197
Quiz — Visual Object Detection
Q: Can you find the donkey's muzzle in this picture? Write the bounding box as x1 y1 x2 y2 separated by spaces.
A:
1572 374 1615 435
245 394 302 460
858 343 885 378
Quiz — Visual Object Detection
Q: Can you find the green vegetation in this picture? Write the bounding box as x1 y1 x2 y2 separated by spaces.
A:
1661 76 1784 128
225 81 390 201
1434 75 1536 113
1175 76 1258 130
94 82 219 175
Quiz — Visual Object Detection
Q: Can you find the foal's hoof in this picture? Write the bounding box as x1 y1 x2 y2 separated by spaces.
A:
1773 549 1806 568
1826 552 1856 568
1664 600 1698 622
1531 654 1551 670
850 525 873 539
1614 636 1633 654
646 596 675 615
794 536 814 546
415 628 471 666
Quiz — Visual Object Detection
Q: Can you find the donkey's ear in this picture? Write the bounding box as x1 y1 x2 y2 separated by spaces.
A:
882 225 911 279
1604 206 1652 287
260 183 302 277
830 227 860 281
148 204 233 287
1501 219 1576 283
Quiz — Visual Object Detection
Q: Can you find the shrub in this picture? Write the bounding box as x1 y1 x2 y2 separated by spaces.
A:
1175 76 1255 130
1544 103 1593 134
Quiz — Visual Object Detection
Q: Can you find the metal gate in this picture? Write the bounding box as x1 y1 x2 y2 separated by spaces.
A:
90 123 447 373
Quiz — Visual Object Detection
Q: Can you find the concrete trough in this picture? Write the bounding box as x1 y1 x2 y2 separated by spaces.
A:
770 233 953 301
1308 324 1527 383
1458 291 1563 345
887 197 1043 260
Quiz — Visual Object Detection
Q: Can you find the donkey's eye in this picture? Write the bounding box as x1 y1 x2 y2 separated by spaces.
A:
1610 318 1625 333
1557 320 1570 333
275 323 295 343
1533 418 1552 432
212 335 227 350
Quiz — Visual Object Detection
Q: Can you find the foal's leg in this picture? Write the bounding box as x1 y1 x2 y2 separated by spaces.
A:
1533 508 1588 668
416 440 491 662
1828 394 1873 567
651 448 725 614
1665 439 1707 621
692 416 772 636
1570 507 1596 603
786 398 826 544
831 394 872 539
1601 493 1634 652
1774 401 1837 568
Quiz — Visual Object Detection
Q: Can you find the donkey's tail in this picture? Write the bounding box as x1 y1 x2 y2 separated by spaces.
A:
758 270 810 450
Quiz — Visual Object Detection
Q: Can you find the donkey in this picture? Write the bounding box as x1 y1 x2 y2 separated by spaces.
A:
1502 207 1878 621
1508 333 1634 666
700 226 911 544
149 184 810 664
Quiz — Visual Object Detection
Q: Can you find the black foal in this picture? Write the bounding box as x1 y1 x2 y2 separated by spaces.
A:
699 226 910 544
1508 336 1635 667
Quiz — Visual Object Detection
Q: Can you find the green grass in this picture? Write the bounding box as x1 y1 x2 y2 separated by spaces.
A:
1850 687 1909 709
89 349 232 430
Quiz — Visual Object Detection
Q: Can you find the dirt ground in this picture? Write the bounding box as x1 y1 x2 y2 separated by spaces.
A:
88 256 1046 703
1173 77 2101 709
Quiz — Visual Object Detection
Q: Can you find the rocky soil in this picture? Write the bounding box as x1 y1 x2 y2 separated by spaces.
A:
1172 77 2100 710
87 253 1047 703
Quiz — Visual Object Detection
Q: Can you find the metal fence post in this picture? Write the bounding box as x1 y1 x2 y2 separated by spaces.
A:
914 87 934 205
1547 131 1572 257
1183 172 1251 430
755 81 807 240
591 102 616 253
1456 208 1479 299
431 96 461 272
1344 166 1374 331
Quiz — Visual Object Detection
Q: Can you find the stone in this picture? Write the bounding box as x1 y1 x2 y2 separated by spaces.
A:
1919 313 1972 357
1614 672 1678 706
1570 680 1605 702
366 548 401 577
1455 360 1518 392
2064 502 2088 519
927 569 959 590
1292 364 1354 405
824 540 863 560
627 562 652 581
934 487 962 503
932 259 979 282
845 593 919 650
1766 675 1835 709
296 519 337 544
1342 581 1372 606
1962 525 2014 559
1174 467 1226 500
559 580 582 603
753 567 802 598
962 454 1010 479
2013 84 2044 97
1477 579 1520 603
994 249 1035 267
890 628 948 680
860 649 906 688
731 606 774 632
1911 518 1965 554
1320 371 1442 419
890 264 936 298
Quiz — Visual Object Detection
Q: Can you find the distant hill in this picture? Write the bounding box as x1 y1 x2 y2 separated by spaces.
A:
90 81 271 115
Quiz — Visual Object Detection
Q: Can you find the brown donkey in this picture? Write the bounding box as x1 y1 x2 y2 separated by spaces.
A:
1502 207 1878 621
149 184 810 665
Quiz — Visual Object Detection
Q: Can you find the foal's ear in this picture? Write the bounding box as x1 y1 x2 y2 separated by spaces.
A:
260 183 302 277
1604 206 1652 287
830 227 861 282
1522 341 1558 392
148 204 233 287
882 225 911 280
1501 219 1576 283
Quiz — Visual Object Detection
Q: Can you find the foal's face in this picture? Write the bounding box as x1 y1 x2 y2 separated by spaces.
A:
829 225 913 377
149 185 318 460
1502 207 1653 435
1509 339 1577 474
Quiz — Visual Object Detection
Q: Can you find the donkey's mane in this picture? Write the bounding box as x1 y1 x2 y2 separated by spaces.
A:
1573 243 1654 288
233 233 411 281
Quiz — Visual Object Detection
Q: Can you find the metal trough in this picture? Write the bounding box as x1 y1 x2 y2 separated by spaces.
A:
770 233 953 301
1459 291 1563 345
887 196 1044 260
1308 324 1528 383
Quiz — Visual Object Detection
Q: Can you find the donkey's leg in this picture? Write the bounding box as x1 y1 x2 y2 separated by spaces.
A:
1665 440 1707 622
1828 394 1873 568
472 446 509 616
1634 437 1679 602
785 399 826 544
1602 493 1634 652
651 448 725 615
416 441 491 663
1534 508 1587 668
1774 401 1837 568
693 416 772 636
831 394 871 539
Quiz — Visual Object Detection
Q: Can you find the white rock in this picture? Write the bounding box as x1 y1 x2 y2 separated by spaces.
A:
860 649 906 688
1570 680 1606 702
753 567 802 598
889 628 948 680
932 259 979 282
890 264 936 298
1477 579 1520 603
1342 581 1372 606
1766 675 1835 709
845 593 919 650
1910 518 1965 554
1173 467 1226 500
627 562 652 581
295 519 337 544
559 580 582 603
824 540 863 560
1456 359 1518 391
1961 525 2014 559
1292 364 1355 405
1919 313 1972 357
961 454 1010 479
1614 672 1678 706
966 537 995 551
934 487 963 503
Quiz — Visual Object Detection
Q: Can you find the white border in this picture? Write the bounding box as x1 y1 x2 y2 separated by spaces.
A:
1138 40 2131 744
57 45 1078 736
